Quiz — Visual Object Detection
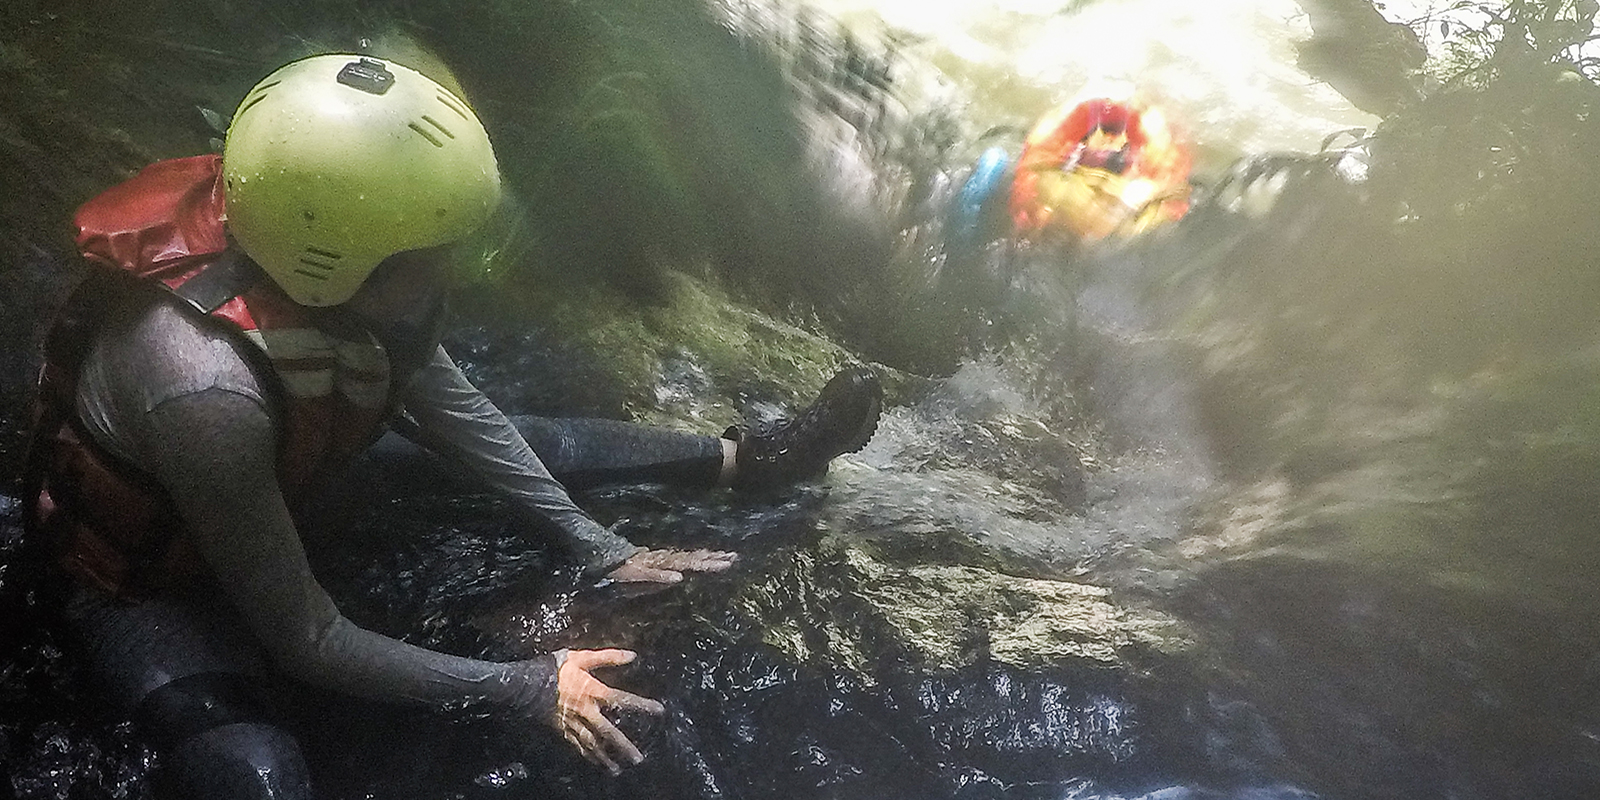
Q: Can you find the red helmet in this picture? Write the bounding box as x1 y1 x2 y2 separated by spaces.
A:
1078 98 1132 137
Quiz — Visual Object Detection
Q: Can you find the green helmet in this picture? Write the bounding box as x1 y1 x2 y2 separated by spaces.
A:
223 54 502 306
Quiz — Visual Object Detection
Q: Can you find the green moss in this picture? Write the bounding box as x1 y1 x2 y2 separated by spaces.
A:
643 272 854 396
465 267 866 427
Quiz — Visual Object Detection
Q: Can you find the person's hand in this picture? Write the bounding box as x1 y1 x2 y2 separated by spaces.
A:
605 547 738 585
549 649 664 775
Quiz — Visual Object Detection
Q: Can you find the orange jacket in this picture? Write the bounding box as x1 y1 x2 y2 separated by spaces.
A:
1010 99 1149 231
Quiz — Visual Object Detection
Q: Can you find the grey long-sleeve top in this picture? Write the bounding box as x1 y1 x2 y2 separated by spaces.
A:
398 348 640 570
71 296 637 720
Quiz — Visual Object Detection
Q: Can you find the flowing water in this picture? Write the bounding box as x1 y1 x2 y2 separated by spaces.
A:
5 0 1600 798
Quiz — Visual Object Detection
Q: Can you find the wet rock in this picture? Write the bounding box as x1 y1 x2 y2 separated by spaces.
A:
617 620 1175 800
727 534 1184 676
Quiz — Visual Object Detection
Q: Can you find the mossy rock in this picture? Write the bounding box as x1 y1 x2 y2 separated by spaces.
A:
726 533 1188 680
459 268 917 428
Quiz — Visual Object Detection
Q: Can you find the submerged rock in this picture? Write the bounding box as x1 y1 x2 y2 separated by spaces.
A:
729 533 1186 677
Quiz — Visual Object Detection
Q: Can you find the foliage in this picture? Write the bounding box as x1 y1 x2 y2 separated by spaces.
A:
1400 0 1600 86
1129 0 1600 597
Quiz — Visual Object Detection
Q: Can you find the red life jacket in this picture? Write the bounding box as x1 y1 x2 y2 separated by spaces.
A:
29 154 396 598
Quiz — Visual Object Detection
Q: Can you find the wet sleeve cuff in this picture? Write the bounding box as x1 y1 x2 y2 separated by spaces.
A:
511 652 563 722
548 517 640 577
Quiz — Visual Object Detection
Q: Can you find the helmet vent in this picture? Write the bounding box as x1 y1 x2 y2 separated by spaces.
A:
294 247 342 281
421 115 456 140
435 93 471 121
237 80 281 117
237 87 274 118
408 121 445 148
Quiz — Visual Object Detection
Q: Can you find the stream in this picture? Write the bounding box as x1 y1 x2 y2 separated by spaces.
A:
5 0 1600 798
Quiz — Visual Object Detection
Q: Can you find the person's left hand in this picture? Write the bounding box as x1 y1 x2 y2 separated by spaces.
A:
605 548 738 585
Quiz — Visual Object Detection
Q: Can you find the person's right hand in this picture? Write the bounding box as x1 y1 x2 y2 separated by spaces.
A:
548 649 664 775
605 547 738 585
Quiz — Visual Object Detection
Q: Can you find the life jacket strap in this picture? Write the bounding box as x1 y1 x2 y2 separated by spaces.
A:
170 249 263 314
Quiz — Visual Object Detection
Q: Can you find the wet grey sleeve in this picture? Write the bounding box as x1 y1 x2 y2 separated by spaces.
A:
139 388 562 722
397 346 639 575
74 298 267 468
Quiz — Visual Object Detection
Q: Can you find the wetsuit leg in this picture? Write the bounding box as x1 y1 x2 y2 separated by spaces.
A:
63 587 314 800
509 416 725 490
165 720 312 799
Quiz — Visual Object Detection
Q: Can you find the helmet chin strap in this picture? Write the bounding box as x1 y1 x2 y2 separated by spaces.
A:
170 248 266 315
369 298 449 381
322 270 451 384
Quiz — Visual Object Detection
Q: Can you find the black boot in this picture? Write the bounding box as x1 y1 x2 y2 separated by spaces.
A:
726 365 883 490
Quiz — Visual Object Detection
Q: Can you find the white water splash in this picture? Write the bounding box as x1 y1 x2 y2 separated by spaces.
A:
791 0 1381 166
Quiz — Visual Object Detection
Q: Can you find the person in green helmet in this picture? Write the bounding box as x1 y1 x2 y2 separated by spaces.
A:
23 54 882 799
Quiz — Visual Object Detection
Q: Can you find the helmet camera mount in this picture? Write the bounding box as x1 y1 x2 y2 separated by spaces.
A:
336 58 395 95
